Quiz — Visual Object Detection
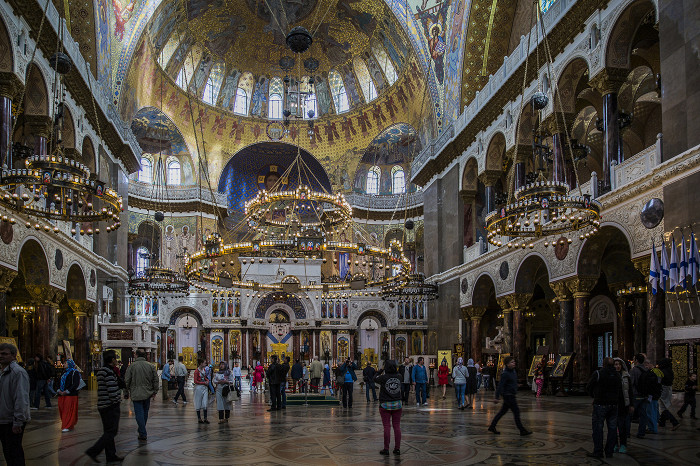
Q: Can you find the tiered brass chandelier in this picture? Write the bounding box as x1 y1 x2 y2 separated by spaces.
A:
381 273 438 302
485 1 601 249
0 10 122 233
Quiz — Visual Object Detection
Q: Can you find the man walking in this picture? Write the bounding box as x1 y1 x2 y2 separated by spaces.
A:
125 349 159 441
0 343 30 466
232 361 242 393
488 356 532 436
629 353 650 439
266 355 284 411
160 359 172 402
171 356 188 404
398 358 413 403
309 356 323 394
85 350 123 463
585 357 622 459
412 357 428 406
33 355 52 409
363 362 378 402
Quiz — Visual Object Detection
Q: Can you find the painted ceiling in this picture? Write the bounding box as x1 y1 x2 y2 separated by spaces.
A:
130 106 190 156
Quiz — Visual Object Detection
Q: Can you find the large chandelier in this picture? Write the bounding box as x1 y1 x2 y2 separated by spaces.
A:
381 273 438 301
485 2 601 249
129 266 189 296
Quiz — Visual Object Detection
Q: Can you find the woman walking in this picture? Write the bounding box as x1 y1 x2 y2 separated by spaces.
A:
533 360 545 397
452 357 468 409
57 359 82 432
193 359 210 424
213 361 233 423
437 360 450 399
614 357 632 454
466 359 478 408
375 360 403 456
253 362 265 393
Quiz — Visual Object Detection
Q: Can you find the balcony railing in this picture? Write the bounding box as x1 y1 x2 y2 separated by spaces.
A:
128 182 228 206
345 191 424 211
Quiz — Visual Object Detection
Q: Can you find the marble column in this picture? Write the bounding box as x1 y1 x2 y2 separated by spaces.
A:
26 285 58 359
24 115 52 157
158 327 168 365
0 73 23 168
590 69 627 191
0 269 18 338
479 171 501 216
460 190 477 249
389 331 396 361
332 331 338 361
567 277 596 383
551 281 574 354
261 330 268 362
469 307 486 363
633 257 664 362
47 292 63 360
69 300 93 372
552 133 566 184
223 330 229 363
508 294 531 383
616 294 634 363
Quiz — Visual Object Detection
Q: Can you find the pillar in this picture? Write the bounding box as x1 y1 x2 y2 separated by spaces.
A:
47 291 63 360
19 313 32 362
260 330 268 362
479 171 501 215
389 331 396 361
551 281 574 354
332 330 338 361
159 326 168 365
0 269 18 337
24 115 52 157
633 257 665 362
497 297 513 354
205 329 212 362
615 293 634 363
567 277 597 383
68 299 93 372
0 73 23 168
507 293 531 383
26 285 59 359
460 190 477 249
292 330 300 361
590 69 627 191
468 306 486 363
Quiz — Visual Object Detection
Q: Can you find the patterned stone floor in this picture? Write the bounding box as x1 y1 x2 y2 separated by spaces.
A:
19 383 700 465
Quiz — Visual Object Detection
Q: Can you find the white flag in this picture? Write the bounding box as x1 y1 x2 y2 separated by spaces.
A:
669 237 679 291
649 242 661 295
691 232 700 286
660 240 670 292
679 234 689 288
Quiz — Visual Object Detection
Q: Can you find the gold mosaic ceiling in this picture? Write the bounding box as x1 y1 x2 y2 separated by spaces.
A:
149 0 412 77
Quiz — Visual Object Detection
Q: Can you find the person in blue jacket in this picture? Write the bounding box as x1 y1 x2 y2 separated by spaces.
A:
412 357 428 406
339 358 358 408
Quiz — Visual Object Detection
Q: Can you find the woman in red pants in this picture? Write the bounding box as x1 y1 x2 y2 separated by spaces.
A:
375 360 403 456
57 359 82 432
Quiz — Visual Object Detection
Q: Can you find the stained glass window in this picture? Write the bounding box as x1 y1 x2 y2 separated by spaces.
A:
353 57 377 102
139 157 152 183
371 41 398 85
202 62 225 105
367 166 380 194
300 76 317 119
268 77 283 119
391 166 405 194
328 70 349 113
158 33 180 69
167 159 181 185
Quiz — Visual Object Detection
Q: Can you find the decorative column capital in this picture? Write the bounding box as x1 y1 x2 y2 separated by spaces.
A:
550 280 573 301
541 113 575 135
461 306 472 320
470 306 486 321
23 115 53 138
0 72 24 99
68 299 94 317
0 268 18 292
632 255 651 278
496 296 511 313
565 276 598 298
478 170 501 187
589 68 628 96
506 293 532 311
459 189 477 204
26 284 59 306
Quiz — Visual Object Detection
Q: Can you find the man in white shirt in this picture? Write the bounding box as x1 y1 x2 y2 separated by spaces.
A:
171 356 188 404
232 362 242 392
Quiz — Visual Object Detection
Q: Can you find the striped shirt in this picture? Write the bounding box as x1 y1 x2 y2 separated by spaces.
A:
96 366 121 409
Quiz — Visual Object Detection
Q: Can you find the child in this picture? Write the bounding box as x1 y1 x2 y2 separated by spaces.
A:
677 372 697 419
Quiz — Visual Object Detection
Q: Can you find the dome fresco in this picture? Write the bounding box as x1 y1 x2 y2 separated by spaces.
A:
146 0 413 117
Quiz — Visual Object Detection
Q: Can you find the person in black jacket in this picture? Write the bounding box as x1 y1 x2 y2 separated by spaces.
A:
363 363 378 402
280 357 290 410
488 357 532 436
339 358 358 408
375 360 403 455
397 358 413 403
657 358 680 429
585 357 623 459
32 355 52 409
677 372 697 419
291 360 303 393
266 356 284 411
85 350 123 463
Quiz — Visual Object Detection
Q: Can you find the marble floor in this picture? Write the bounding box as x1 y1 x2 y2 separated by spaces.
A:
17 384 700 465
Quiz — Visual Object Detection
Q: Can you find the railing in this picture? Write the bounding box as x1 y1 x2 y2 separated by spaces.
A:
345 191 424 211
128 181 228 206
412 0 578 179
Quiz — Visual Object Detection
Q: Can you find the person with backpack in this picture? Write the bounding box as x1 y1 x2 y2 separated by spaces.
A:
363 362 378 402
657 358 680 430
585 357 623 459
265 355 284 411
375 360 403 456
629 353 657 439
339 358 358 408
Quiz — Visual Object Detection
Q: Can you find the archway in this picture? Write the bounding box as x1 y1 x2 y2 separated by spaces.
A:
174 311 201 369
470 273 498 365
15 239 49 360
357 310 389 365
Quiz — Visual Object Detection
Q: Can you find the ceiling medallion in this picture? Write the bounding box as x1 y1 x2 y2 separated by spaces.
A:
286 26 313 54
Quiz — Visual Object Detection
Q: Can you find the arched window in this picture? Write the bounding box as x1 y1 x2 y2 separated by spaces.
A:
167 159 181 185
175 66 187 88
202 62 225 105
366 166 380 194
158 33 180 69
233 88 248 115
136 247 150 274
139 158 152 183
371 41 398 85
175 46 203 89
268 77 283 119
304 94 317 119
353 57 377 102
391 166 405 194
328 70 349 113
